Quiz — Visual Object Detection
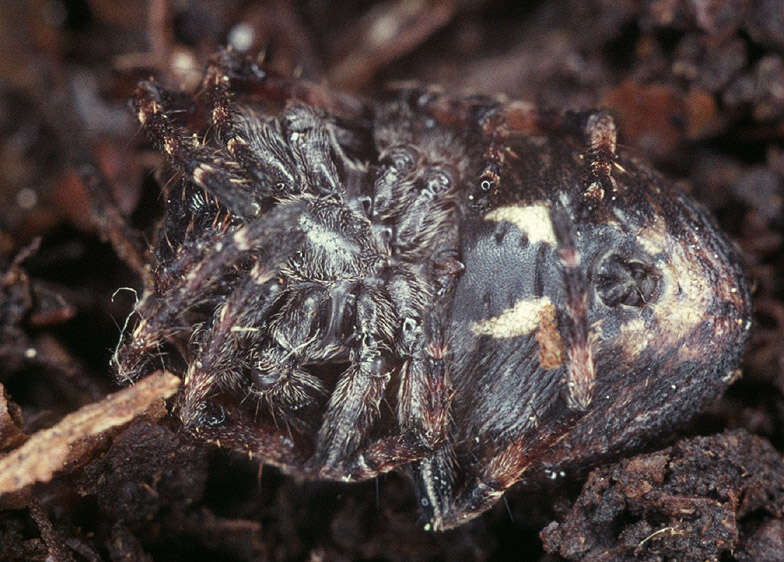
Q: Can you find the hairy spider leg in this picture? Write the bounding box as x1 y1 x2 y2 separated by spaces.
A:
305 265 455 481
554 110 619 408
310 282 398 476
201 60 366 203
550 203 596 410
196 67 306 201
177 272 287 429
302 112 465 479
307 108 462 484
201 48 393 209
175 275 320 467
582 110 618 197
209 103 356 201
114 201 307 381
200 48 369 122
133 80 261 218
250 283 337 417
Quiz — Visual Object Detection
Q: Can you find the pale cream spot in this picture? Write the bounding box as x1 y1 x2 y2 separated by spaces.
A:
228 22 254 52
472 296 552 338
193 164 215 187
163 138 176 155
132 319 147 338
16 188 37 209
617 215 738 362
249 262 273 284
584 182 605 201
231 326 260 333
648 236 711 344
369 7 408 46
233 228 250 250
635 216 668 256
484 204 556 246
227 137 247 154
169 49 198 89
617 317 651 357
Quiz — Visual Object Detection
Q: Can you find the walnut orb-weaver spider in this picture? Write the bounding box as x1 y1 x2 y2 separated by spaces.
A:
112 49 750 530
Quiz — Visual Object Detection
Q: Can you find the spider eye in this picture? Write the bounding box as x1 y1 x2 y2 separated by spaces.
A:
594 254 660 307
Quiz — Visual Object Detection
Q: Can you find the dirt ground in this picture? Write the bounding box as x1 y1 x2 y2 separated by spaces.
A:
1 1 783 560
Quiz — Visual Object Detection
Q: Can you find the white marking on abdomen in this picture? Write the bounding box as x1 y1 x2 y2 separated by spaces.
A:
472 296 552 338
484 204 556 246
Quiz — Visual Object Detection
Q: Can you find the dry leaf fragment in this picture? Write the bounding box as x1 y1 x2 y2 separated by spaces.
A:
0 371 180 498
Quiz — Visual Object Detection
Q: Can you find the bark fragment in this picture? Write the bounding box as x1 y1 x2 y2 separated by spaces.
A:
0 372 180 500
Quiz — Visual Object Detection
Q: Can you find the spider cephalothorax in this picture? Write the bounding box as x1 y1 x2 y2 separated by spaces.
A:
115 49 751 530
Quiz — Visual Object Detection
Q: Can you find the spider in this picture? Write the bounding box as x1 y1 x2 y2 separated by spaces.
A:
111 49 751 530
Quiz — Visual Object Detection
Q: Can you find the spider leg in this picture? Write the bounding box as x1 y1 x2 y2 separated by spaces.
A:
360 311 454 481
197 69 302 199
304 124 463 481
298 123 464 480
310 283 397 477
249 284 333 421
550 203 595 410
177 270 284 429
367 128 469 514
216 103 352 200
309 255 460 482
396 255 463 525
200 50 370 193
133 80 261 218
114 200 307 381
424 426 568 531
200 48 369 122
282 105 348 196
174 273 315 467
